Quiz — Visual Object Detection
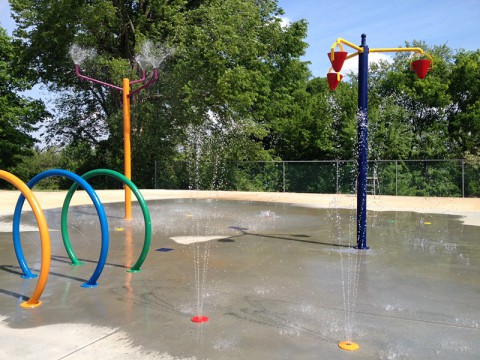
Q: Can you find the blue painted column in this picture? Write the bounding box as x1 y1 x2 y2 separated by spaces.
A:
357 34 369 249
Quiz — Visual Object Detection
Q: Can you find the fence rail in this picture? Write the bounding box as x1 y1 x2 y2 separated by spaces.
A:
152 159 480 198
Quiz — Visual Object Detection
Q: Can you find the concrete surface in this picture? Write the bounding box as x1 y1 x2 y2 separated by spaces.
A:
0 191 479 359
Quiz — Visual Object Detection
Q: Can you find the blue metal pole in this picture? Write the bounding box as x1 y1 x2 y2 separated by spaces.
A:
357 34 369 249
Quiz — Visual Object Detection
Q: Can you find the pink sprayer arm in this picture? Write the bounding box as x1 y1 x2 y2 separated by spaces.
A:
75 65 157 96
128 68 159 97
75 65 123 91
130 70 146 85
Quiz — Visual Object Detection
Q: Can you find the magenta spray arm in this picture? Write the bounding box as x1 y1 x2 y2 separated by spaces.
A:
75 64 123 91
130 70 147 85
128 68 159 97
75 65 150 91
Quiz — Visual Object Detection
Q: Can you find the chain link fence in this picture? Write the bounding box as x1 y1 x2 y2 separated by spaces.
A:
152 159 480 197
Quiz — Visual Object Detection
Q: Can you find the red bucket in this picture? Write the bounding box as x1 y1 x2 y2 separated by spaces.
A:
327 51 348 72
411 59 431 79
327 72 343 91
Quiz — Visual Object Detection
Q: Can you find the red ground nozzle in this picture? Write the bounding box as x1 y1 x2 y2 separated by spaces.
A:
191 316 209 323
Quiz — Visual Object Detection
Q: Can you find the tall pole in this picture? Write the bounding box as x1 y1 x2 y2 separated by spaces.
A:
123 78 132 219
327 34 432 353
75 53 161 220
327 36 432 249
357 34 369 249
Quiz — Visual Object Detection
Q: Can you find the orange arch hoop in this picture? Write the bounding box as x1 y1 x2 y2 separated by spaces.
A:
0 170 51 308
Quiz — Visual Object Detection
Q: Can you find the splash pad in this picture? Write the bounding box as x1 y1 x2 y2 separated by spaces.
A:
1 193 478 358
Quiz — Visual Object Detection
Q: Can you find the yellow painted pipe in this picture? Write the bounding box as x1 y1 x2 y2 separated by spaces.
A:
330 38 363 62
331 38 363 53
370 46 425 54
329 41 345 61
330 40 434 65
370 47 433 67
122 78 132 220
0 170 50 308
337 38 363 52
346 52 360 60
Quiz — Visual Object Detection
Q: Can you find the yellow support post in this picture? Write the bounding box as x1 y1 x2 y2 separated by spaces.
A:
123 78 132 220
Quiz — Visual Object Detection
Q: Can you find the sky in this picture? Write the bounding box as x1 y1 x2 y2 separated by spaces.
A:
277 0 480 76
0 1 14 35
2 0 480 78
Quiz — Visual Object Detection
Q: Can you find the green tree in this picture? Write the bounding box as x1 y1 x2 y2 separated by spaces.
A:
367 60 414 160
448 49 480 156
375 41 453 159
10 0 310 187
270 76 357 161
11 147 62 189
0 26 48 173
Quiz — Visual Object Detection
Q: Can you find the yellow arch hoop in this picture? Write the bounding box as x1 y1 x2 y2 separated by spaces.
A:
0 170 51 308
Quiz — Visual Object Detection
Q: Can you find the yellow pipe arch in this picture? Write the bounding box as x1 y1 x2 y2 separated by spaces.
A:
0 170 51 308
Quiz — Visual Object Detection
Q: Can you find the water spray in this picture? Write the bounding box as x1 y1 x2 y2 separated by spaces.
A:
70 41 173 219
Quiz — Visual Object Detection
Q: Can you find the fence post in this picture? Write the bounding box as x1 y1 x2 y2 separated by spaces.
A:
154 159 157 189
395 160 398 196
236 161 239 191
462 159 465 198
336 160 339 194
282 161 286 192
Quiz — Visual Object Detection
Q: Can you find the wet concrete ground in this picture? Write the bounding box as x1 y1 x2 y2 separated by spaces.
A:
0 198 479 359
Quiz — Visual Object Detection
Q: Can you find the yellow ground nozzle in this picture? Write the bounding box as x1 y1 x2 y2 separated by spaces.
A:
338 341 360 351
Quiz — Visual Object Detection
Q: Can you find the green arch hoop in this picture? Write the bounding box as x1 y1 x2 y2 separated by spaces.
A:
61 169 151 273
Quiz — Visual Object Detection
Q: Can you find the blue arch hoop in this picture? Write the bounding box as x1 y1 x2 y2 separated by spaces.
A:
12 169 109 288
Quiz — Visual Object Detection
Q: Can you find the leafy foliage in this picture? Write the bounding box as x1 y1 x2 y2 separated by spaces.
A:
9 0 310 187
0 27 48 174
3 1 480 196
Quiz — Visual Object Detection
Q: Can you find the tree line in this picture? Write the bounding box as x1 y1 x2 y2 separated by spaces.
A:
1 0 479 192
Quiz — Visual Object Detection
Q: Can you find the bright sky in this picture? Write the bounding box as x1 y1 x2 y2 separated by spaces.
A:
278 0 480 76
1 0 480 78
0 2 14 34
